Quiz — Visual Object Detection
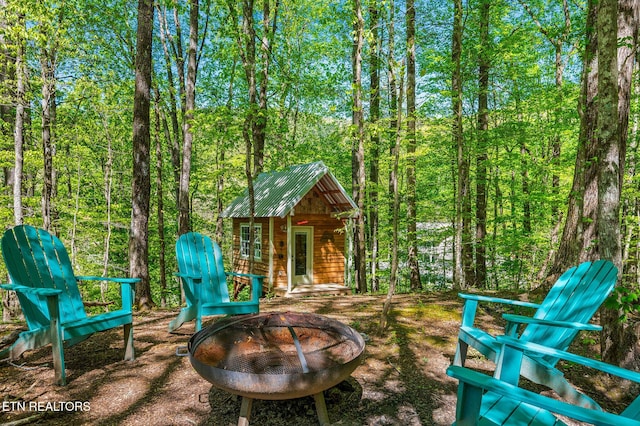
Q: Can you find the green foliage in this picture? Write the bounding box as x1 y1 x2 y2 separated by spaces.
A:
605 287 640 323
0 0 627 313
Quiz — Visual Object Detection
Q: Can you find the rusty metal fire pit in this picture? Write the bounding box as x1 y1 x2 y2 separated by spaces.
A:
187 312 365 426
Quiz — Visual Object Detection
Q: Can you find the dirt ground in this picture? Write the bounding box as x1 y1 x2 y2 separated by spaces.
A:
0 292 625 425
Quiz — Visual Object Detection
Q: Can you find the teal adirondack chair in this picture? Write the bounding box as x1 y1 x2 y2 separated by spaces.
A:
447 336 640 425
168 232 264 333
0 225 139 385
453 259 618 408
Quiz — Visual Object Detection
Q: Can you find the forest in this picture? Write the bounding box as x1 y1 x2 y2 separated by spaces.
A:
1 0 639 364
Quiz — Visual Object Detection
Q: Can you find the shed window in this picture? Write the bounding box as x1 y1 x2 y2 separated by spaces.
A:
240 224 262 259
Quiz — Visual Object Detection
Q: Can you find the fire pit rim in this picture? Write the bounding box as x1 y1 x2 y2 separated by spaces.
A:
187 311 366 400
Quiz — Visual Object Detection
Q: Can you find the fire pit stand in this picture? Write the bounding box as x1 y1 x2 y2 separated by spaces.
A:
236 392 329 426
187 312 366 426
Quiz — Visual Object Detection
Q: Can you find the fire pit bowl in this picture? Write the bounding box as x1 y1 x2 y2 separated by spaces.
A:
188 312 366 401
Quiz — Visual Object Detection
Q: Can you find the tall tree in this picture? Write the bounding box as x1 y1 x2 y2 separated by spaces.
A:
405 0 421 290
552 0 637 304
156 5 182 193
3 4 23 322
178 0 199 235
380 56 403 333
475 0 490 288
233 0 258 274
216 58 238 243
368 0 381 293
452 0 471 289
550 0 599 280
228 0 277 277
254 0 276 176
12 11 24 227
387 0 398 289
596 0 619 265
153 87 168 307
39 13 58 231
352 0 367 293
519 0 578 277
130 0 154 309
99 112 114 303
601 0 639 365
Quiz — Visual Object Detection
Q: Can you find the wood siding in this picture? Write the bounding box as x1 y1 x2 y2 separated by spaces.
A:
231 190 348 293
229 218 270 291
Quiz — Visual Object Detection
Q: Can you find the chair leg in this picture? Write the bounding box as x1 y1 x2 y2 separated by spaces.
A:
455 382 483 426
168 306 197 333
123 323 134 361
46 296 66 386
2 329 48 360
195 292 203 332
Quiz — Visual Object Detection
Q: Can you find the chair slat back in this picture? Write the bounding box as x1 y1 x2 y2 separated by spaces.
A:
2 225 87 329
521 259 618 350
479 391 566 425
176 232 230 304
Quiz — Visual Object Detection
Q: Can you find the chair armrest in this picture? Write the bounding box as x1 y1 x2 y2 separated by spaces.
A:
447 365 640 425
173 272 202 282
0 283 62 297
226 272 266 279
171 272 201 307
226 272 264 301
502 314 602 332
459 293 541 309
76 276 140 286
497 336 640 383
458 293 539 329
75 276 137 311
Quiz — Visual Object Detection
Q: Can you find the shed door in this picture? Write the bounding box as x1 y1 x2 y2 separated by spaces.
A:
292 226 313 285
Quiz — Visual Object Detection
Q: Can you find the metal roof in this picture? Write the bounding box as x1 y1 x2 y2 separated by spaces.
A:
220 161 358 218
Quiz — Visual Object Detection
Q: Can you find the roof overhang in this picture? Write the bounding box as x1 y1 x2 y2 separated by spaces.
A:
220 161 358 219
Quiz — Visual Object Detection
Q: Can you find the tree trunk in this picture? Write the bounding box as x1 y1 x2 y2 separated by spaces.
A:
476 0 490 288
4 12 24 322
228 0 277 277
40 46 56 232
253 0 277 176
100 113 114 306
173 5 186 122
406 0 421 291
13 25 24 226
216 61 237 243
380 58 403 334
153 87 168 308
520 141 531 234
368 0 380 293
452 0 469 290
130 0 154 310
352 0 367 294
601 0 639 365
387 1 397 283
157 5 182 195
178 0 199 235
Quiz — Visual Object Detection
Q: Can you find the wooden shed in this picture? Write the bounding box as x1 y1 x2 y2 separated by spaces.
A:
220 161 358 297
